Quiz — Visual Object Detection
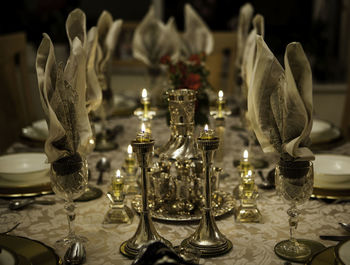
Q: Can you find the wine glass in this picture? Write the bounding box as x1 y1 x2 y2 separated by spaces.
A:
50 153 88 246
274 161 314 260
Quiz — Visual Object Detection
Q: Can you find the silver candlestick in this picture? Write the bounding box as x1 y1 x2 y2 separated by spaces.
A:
180 126 232 258
120 131 171 259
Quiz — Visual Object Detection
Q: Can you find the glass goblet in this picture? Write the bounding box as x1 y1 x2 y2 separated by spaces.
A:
50 154 88 246
274 161 314 260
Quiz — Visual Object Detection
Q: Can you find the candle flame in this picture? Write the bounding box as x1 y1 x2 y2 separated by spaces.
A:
127 144 132 154
204 124 209 132
116 169 121 177
141 88 148 99
141 123 146 133
243 150 249 160
218 90 224 99
247 169 252 176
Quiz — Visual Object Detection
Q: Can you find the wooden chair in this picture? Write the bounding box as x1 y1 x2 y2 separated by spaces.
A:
206 31 237 96
0 32 33 153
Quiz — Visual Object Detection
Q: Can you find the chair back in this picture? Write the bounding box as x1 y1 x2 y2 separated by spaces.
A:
0 32 33 152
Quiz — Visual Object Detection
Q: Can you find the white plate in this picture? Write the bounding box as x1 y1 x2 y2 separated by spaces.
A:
21 119 48 141
314 154 350 189
311 119 341 144
337 240 350 265
0 153 50 183
0 247 17 265
311 119 332 135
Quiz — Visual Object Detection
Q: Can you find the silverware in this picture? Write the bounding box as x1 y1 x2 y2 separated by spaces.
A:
8 198 55 210
339 222 350 233
64 241 86 265
257 170 274 190
319 235 350 241
1 222 20 235
96 157 111 185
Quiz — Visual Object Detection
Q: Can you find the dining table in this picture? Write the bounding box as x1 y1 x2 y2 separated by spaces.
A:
1 111 350 265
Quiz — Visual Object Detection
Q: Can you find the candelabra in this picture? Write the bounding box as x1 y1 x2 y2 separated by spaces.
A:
120 131 171 258
236 169 262 223
103 170 134 224
180 126 232 258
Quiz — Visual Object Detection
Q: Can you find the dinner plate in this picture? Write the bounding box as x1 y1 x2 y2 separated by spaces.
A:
0 153 50 183
0 234 61 265
314 154 350 190
335 239 350 265
21 119 48 142
0 181 52 198
0 246 18 265
310 119 341 145
306 246 336 265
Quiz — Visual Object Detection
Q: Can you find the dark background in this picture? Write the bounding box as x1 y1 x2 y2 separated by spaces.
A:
0 0 346 82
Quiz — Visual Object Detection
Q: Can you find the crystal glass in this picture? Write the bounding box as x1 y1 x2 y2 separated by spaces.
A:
50 154 88 246
274 161 314 259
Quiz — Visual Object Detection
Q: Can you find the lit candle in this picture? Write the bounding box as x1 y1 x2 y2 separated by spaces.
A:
127 144 133 158
217 90 225 117
141 88 150 117
112 169 124 199
136 123 150 142
240 149 252 174
200 124 215 140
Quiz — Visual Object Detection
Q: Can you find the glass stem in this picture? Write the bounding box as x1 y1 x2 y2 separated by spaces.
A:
287 205 299 245
64 200 76 240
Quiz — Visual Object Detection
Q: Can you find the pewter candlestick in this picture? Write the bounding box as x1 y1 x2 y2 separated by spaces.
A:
120 131 171 259
180 126 232 258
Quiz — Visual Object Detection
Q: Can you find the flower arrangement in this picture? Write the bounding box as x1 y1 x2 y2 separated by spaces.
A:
160 52 212 126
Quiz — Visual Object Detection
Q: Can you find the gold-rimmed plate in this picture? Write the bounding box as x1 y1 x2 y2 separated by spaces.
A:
335 239 350 265
312 187 350 200
0 234 61 265
0 181 52 198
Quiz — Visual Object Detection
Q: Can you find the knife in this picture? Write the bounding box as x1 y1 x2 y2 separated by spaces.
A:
319 235 350 241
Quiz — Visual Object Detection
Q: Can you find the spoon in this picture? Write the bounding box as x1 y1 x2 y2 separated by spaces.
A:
339 222 350 233
64 241 86 265
96 157 111 185
257 170 274 190
8 198 55 210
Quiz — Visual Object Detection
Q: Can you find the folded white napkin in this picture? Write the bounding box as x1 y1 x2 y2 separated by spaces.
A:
66 8 102 113
132 5 180 66
182 3 214 57
96 11 123 91
241 14 264 96
235 3 254 70
248 36 314 161
36 34 92 163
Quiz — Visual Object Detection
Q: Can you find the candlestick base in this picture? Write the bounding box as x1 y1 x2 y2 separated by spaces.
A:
180 209 232 258
236 206 262 223
120 211 172 259
103 204 134 224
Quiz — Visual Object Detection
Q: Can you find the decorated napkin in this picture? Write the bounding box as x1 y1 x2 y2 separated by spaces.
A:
241 14 264 96
36 33 91 163
66 8 102 113
248 36 314 161
235 3 254 71
132 6 180 67
96 11 123 91
181 4 214 57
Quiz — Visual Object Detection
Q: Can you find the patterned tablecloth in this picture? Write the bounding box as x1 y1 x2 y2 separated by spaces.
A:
2 115 350 265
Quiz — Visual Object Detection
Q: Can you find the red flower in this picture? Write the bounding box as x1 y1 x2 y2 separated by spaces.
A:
189 54 201 65
160 55 171 65
184 73 201 90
